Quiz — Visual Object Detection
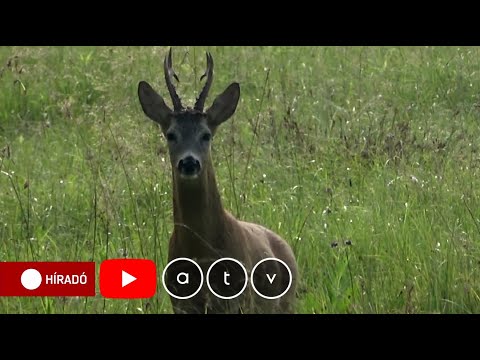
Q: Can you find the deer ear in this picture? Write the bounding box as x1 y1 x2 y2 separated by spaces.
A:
206 82 240 129
138 81 172 131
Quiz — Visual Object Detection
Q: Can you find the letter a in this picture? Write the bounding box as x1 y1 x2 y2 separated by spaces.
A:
177 272 189 285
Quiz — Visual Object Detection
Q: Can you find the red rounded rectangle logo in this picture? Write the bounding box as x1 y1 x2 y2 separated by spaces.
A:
0 262 95 296
100 259 157 299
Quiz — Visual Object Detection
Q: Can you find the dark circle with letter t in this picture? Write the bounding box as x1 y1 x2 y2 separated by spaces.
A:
206 258 248 299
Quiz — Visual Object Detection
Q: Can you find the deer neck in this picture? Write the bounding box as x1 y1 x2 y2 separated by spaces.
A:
172 160 227 256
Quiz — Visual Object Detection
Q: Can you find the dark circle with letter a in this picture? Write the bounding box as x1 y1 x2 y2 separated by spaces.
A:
250 258 292 299
206 258 248 299
162 258 203 300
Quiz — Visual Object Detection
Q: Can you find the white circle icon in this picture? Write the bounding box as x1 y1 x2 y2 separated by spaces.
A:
162 258 204 300
250 258 292 300
21 268 42 290
206 258 248 300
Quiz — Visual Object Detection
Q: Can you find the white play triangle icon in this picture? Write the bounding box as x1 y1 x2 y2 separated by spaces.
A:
122 270 137 288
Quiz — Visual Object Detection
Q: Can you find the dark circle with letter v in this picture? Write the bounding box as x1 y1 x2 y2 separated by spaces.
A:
162 258 203 300
251 258 292 299
206 258 248 300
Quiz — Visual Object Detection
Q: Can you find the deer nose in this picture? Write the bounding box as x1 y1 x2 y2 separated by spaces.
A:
178 156 201 176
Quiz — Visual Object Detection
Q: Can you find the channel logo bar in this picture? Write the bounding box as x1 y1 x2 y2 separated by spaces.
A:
0 262 95 296
0 258 293 299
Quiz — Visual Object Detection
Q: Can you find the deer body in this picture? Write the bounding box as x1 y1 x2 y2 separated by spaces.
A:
138 49 298 314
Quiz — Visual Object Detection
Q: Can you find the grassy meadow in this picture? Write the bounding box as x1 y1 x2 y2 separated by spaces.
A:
1 46 480 314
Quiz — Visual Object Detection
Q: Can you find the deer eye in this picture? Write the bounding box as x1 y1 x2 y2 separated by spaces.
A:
166 132 177 142
201 133 212 142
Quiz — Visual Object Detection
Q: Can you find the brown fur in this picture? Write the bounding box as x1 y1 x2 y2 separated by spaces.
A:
167 156 298 314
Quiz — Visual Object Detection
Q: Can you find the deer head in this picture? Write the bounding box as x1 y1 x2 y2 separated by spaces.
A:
138 48 240 180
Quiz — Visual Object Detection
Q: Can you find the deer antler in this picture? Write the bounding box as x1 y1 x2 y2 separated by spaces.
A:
164 48 183 112
194 52 214 112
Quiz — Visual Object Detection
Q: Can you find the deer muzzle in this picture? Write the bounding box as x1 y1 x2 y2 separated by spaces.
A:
178 155 201 178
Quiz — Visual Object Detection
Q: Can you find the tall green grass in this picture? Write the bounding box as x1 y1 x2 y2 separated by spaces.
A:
1 46 480 313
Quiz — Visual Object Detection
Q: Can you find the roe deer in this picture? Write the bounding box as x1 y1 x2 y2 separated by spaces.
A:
138 49 298 314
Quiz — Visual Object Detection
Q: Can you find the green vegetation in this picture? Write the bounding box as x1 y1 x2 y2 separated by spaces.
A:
1 46 480 313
